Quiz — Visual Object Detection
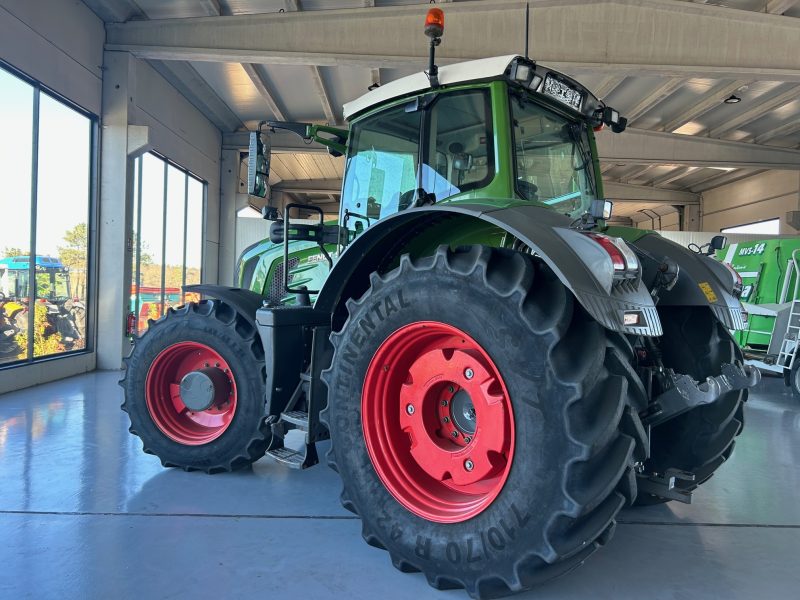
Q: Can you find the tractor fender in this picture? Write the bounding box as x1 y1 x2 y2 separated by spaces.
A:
183 284 264 324
315 203 662 336
631 234 747 330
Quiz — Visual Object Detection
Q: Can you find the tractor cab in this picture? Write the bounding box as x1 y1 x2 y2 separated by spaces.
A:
0 255 72 304
338 54 625 240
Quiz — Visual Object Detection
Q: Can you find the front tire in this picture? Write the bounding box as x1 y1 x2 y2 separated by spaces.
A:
323 246 639 598
121 300 271 473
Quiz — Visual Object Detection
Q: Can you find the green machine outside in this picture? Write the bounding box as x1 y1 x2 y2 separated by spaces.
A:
718 238 800 397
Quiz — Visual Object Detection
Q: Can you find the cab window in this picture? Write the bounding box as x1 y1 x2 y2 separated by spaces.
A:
341 89 493 234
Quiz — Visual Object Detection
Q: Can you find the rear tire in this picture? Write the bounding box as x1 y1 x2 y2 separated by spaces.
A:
120 300 271 473
636 307 746 505
322 246 640 598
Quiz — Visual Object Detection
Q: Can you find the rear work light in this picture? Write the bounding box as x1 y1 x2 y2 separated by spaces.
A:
721 261 743 297
584 233 640 279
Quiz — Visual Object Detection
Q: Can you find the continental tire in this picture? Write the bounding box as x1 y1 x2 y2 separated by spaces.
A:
120 301 271 473
637 306 746 505
322 246 639 598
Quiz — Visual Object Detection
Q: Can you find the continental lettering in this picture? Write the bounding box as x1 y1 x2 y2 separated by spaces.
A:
360 311 376 334
384 295 398 317
398 289 410 308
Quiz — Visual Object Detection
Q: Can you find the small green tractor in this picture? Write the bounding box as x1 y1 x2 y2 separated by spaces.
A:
122 9 759 598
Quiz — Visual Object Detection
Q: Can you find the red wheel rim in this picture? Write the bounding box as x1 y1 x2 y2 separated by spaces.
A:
145 342 237 445
362 322 515 523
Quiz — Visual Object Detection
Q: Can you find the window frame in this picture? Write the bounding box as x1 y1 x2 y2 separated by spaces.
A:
0 58 98 370
508 89 598 215
721 218 781 235
130 151 207 335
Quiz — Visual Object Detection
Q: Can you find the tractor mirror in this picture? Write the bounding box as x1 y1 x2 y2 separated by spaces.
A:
247 129 270 198
708 235 728 254
590 199 613 220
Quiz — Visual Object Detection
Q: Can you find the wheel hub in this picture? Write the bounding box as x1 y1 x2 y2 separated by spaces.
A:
179 368 230 411
145 342 238 445
362 321 515 523
450 389 476 435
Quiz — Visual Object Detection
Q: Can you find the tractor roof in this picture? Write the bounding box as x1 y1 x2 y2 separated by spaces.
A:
343 55 518 121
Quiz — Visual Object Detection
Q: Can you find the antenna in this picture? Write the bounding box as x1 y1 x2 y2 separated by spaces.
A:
524 3 530 59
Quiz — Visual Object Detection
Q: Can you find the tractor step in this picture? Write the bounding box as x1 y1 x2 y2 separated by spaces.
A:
281 410 309 431
267 442 319 469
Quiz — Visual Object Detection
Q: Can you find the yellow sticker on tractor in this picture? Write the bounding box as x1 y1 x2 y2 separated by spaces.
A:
698 282 718 303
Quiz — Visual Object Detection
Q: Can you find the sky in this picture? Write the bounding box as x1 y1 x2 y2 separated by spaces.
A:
0 67 89 257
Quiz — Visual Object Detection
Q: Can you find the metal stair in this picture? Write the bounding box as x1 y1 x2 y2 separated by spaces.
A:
777 249 800 372
265 372 320 469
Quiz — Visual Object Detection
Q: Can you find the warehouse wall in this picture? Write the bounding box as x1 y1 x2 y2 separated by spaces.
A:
0 1 223 389
701 171 800 234
634 211 681 231
0 0 104 114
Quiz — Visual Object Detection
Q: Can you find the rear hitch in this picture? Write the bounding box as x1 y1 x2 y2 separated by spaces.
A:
637 468 696 504
643 362 759 427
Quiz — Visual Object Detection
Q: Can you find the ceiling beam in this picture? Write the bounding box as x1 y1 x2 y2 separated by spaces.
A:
105 0 800 81
596 127 800 169
593 75 626 99
660 79 750 133
691 168 767 192
148 60 243 132
766 0 800 14
707 84 800 138
648 166 696 187
753 120 800 145
621 164 656 183
82 0 143 22
310 66 337 125
273 179 342 194
241 63 287 121
625 78 684 124
223 131 328 152
603 181 699 205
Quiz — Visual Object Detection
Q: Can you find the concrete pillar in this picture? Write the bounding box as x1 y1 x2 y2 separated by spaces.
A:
97 51 135 370
218 149 240 286
684 204 701 231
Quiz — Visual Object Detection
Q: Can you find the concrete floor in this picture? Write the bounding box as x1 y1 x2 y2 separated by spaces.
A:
0 372 798 600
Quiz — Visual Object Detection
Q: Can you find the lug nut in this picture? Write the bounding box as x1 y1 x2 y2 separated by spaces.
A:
464 436 471 443
406 404 415 415
464 459 474 471
441 400 449 407
451 431 459 438
448 385 455 393
443 416 450 423
464 368 474 380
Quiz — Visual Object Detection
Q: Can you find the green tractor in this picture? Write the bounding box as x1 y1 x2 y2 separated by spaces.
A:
122 9 759 598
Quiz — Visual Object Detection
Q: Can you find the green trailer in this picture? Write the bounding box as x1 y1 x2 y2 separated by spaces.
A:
718 238 800 397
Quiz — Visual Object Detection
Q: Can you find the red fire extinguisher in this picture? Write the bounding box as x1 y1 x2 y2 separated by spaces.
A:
126 311 136 336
